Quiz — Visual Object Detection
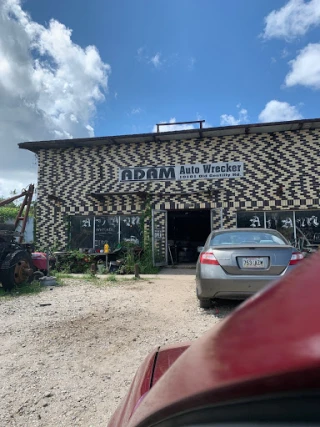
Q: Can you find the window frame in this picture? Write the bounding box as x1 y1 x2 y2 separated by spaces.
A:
69 214 142 250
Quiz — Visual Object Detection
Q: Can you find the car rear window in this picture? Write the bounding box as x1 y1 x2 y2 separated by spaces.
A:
210 231 287 246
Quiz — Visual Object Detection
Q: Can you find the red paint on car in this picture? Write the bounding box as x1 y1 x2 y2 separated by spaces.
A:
109 252 320 427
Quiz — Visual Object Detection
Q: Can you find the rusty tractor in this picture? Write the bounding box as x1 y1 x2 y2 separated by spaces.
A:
0 185 35 291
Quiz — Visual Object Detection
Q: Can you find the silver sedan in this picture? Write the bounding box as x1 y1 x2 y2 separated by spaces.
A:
196 228 303 308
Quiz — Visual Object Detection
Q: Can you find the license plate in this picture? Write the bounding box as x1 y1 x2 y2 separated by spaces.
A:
241 257 266 269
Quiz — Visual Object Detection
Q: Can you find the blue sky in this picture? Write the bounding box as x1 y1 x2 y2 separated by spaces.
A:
21 0 320 134
1 0 320 194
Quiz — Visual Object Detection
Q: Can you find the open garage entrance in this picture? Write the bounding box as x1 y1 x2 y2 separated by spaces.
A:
167 210 211 264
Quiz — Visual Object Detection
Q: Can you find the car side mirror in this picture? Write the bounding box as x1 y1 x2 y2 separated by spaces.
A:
197 246 204 253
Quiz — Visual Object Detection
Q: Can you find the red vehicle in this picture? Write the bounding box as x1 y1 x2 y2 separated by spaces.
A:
109 252 320 427
31 251 56 277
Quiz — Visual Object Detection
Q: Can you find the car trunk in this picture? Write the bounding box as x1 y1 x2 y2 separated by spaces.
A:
211 244 293 276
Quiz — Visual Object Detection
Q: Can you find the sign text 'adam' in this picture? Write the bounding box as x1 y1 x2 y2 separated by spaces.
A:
119 162 244 182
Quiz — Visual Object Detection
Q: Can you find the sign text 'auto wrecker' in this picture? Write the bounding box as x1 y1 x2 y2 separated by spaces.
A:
119 162 244 182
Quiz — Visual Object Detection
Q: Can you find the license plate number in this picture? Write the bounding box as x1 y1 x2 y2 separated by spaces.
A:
242 257 265 268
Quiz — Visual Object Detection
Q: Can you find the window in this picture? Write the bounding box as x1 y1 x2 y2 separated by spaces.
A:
237 212 264 228
295 210 320 246
69 215 141 251
211 230 286 246
94 216 119 251
237 209 320 248
266 211 294 243
70 216 94 250
120 215 142 246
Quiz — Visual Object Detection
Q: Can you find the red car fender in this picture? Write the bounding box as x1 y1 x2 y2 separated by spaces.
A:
124 252 320 427
151 343 190 386
108 343 190 427
108 347 157 427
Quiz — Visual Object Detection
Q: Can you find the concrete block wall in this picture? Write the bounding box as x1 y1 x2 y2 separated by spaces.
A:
35 129 320 249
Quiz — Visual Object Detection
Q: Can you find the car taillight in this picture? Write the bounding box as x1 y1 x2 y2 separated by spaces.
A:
289 252 304 265
200 251 219 265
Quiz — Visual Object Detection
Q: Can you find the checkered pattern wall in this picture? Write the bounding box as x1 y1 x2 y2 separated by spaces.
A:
35 129 320 248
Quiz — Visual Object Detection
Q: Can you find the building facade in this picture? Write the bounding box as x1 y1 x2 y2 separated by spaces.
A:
20 119 320 265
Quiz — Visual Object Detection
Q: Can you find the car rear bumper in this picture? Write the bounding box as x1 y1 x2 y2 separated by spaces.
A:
196 267 295 300
197 278 268 299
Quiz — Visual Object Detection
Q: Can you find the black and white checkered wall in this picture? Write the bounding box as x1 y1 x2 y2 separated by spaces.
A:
35 129 320 248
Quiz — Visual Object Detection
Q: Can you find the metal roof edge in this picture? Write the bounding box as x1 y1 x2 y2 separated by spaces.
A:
18 117 320 152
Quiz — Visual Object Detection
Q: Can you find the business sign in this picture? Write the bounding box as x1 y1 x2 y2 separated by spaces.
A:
119 162 244 182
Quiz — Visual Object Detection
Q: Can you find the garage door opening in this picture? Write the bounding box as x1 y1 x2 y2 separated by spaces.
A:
167 210 211 264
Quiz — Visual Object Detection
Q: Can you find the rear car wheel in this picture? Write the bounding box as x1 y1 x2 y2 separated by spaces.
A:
199 298 211 309
0 250 34 291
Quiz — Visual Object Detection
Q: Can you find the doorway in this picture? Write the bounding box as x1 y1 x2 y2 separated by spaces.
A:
167 210 211 264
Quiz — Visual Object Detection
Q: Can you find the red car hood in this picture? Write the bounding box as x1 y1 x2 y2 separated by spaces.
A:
109 252 320 427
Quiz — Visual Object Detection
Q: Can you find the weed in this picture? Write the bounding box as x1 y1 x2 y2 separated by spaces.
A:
55 250 91 273
51 270 73 280
118 239 159 275
0 280 42 297
82 273 99 281
0 288 8 297
17 281 43 294
106 274 117 282
96 265 107 275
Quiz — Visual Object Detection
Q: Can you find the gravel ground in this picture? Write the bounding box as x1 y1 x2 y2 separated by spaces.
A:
0 269 237 427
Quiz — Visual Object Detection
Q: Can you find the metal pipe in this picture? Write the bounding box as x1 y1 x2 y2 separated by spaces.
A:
14 194 28 230
0 188 30 207
18 185 34 243
293 211 297 246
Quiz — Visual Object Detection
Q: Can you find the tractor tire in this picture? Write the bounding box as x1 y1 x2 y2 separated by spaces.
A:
0 250 34 292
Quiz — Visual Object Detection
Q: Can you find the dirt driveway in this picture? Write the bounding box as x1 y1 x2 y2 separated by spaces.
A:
0 269 237 427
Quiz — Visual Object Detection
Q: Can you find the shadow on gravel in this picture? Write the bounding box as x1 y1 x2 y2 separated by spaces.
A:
159 268 196 276
201 299 243 319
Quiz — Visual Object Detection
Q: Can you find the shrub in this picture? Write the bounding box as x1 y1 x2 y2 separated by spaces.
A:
55 250 91 273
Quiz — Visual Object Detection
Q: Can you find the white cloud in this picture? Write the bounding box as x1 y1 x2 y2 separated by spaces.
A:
152 118 196 133
0 173 37 199
259 100 303 122
281 48 290 58
285 43 320 89
137 47 171 69
188 57 196 70
220 115 239 126
196 113 211 128
131 108 142 115
220 108 249 126
137 47 143 55
262 0 320 40
150 53 161 68
0 0 110 197
137 47 186 70
86 124 94 137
